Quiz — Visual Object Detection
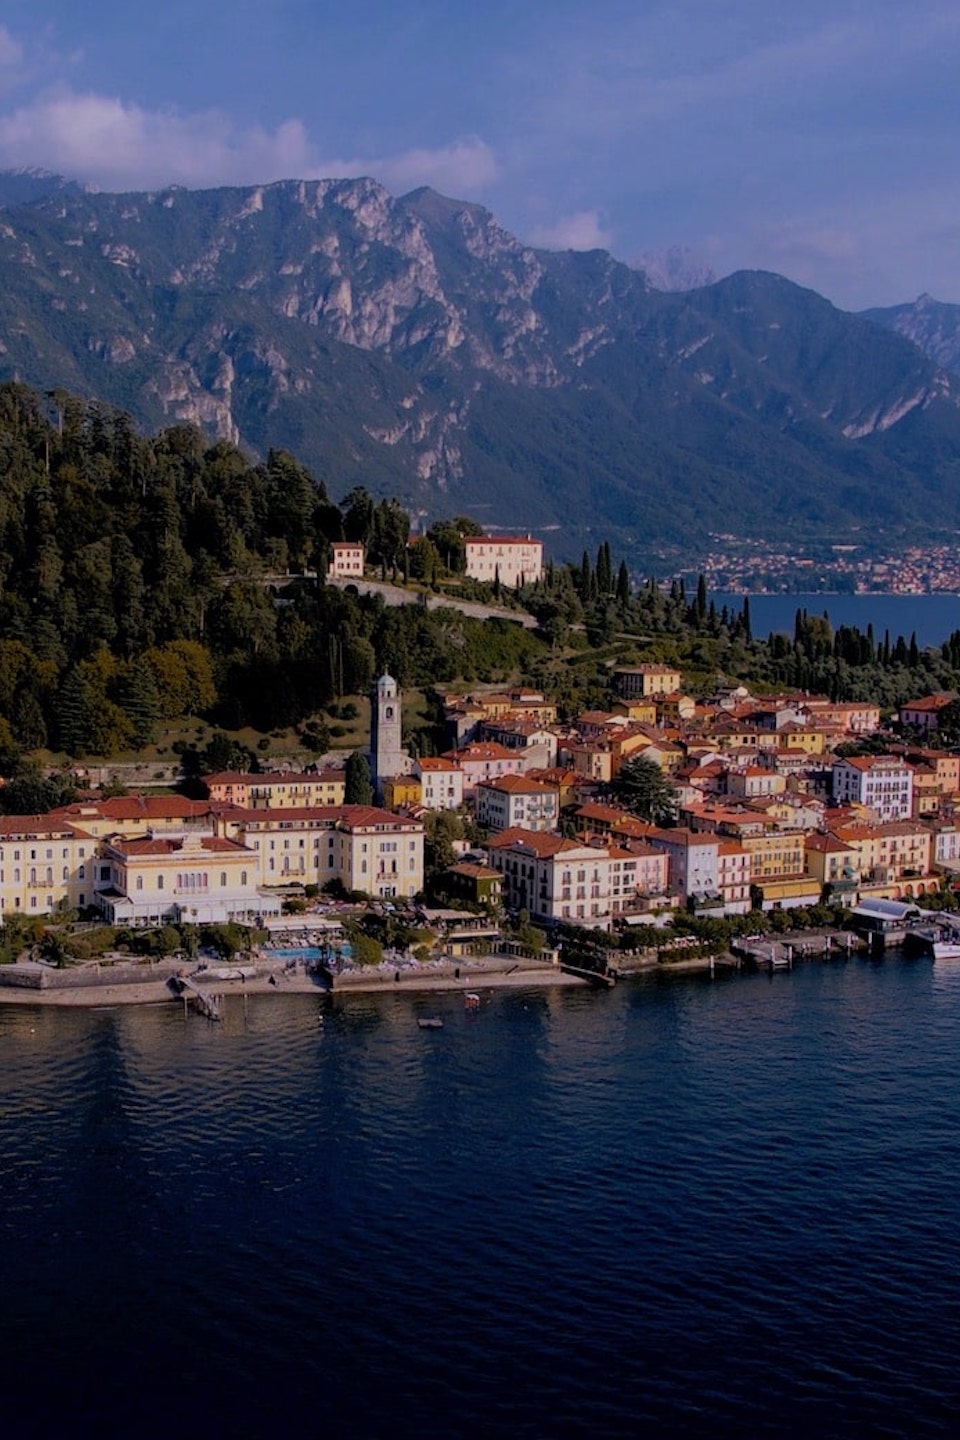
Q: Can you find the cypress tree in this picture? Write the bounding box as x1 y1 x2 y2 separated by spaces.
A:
344 750 373 806
616 560 630 607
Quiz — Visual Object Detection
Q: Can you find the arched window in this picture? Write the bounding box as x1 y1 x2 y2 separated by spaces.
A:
241 870 247 886
157 875 164 890
221 872 227 887
136 876 144 891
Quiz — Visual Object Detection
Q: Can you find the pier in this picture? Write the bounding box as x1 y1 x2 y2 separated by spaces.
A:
172 975 223 1021
732 929 863 971
559 962 616 988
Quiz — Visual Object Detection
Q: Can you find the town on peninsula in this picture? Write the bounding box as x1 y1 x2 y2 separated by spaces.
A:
3 393 960 1007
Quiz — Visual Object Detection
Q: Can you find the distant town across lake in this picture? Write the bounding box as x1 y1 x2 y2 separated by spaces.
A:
714 592 960 650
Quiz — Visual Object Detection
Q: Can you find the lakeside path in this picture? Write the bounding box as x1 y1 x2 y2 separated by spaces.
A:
0 957 588 1009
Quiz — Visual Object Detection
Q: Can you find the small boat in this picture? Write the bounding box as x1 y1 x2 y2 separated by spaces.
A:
921 912 960 960
464 992 481 1010
418 1016 444 1030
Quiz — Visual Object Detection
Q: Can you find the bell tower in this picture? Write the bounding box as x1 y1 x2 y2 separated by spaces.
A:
371 673 406 801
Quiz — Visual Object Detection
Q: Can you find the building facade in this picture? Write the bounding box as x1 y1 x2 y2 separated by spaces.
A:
0 815 95 918
474 775 560 833
486 831 640 927
327 542 365 579
94 831 273 926
832 756 914 821
414 758 464 811
463 536 544 588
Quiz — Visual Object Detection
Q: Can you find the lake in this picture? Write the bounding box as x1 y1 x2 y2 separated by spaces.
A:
3 957 959 1438
713 592 960 649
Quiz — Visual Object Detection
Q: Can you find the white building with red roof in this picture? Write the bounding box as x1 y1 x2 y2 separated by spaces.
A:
442 742 525 795
413 758 464 811
463 535 544 587
832 755 914 821
899 692 957 733
327 542 365 579
475 774 560 833
486 829 641 927
94 831 274 926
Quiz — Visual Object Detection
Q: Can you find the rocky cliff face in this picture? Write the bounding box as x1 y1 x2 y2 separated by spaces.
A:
861 294 960 381
0 173 956 557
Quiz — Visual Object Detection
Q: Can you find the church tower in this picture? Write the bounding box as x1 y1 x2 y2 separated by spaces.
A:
370 673 407 801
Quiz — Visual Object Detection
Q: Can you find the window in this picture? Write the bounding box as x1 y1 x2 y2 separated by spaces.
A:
221 872 227 887
157 876 164 890
137 877 144 890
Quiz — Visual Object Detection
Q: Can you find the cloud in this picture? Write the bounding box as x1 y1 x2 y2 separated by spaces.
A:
373 138 498 195
0 90 308 187
0 87 498 199
0 26 23 71
528 210 613 251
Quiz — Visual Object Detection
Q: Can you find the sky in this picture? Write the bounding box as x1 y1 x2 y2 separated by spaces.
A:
0 1 958 311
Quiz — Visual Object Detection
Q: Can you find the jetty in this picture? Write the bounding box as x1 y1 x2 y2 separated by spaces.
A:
732 929 863 971
559 962 616 988
172 975 222 1021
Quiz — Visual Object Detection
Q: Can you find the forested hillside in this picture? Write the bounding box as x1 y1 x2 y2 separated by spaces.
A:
4 382 960 777
0 383 542 759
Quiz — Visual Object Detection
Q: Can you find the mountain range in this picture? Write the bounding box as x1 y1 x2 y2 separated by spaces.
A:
1 170 958 564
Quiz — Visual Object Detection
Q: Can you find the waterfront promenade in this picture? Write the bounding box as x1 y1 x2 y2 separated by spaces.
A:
0 952 585 1007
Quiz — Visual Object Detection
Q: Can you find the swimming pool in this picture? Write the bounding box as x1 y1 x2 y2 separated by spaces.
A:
270 944 353 963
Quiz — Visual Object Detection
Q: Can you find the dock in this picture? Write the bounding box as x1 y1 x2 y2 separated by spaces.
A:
172 975 222 1021
732 930 863 971
559 962 616 988
736 940 793 971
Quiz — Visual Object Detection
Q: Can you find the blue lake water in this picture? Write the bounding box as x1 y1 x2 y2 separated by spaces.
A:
3 957 960 1438
714 592 960 649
